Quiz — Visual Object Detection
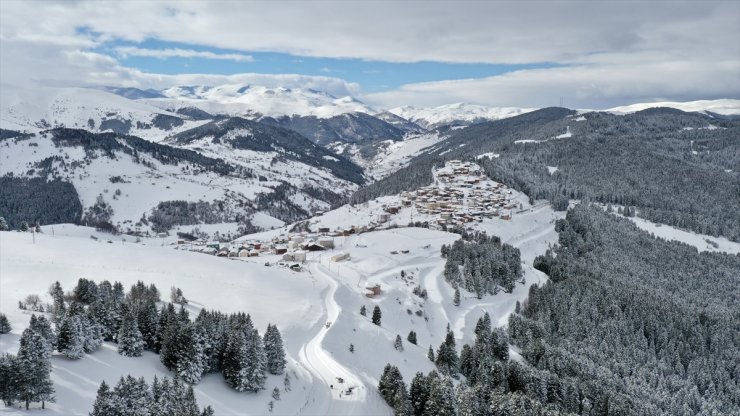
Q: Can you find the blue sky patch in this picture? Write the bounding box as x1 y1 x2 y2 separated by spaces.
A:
95 39 560 93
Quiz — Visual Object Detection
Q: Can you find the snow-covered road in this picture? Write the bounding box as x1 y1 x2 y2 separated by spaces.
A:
296 263 371 415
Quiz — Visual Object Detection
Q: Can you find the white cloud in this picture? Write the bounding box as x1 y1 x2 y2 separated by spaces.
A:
0 0 737 108
114 46 254 62
363 58 740 109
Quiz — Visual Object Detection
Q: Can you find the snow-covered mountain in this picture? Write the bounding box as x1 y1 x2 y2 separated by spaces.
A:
605 98 740 116
0 85 207 141
0 126 362 237
145 84 376 119
389 103 536 129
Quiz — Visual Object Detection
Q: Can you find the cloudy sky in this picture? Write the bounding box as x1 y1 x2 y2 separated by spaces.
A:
1 1 738 108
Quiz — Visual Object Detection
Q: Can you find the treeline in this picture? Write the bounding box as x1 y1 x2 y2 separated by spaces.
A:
90 376 213 416
255 182 311 223
441 232 522 296
473 110 740 241
50 128 237 176
350 157 441 204
379 313 579 416
0 316 55 410
479 132 740 240
514 204 740 414
148 200 235 233
58 279 286 387
1 278 287 411
172 117 365 184
0 175 83 229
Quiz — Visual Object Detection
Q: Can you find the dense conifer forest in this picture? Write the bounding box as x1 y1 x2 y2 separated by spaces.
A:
379 204 739 415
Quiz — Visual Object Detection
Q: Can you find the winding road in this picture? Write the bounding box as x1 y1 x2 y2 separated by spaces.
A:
296 262 368 415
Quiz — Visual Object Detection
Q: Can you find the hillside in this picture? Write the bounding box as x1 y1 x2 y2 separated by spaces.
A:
0 127 361 236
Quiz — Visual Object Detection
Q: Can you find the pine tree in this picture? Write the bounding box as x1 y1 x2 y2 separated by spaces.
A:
283 373 291 392
159 304 182 367
407 330 417 345
118 308 144 357
409 372 429 416
263 324 287 375
17 328 54 410
243 327 267 392
272 386 281 400
89 381 114 416
48 281 66 321
20 221 29 232
137 299 160 350
349 343 355 353
424 375 457 416
223 323 267 392
0 216 8 231
0 353 20 406
29 315 55 352
372 305 382 326
453 287 461 306
0 313 11 334
175 323 208 384
394 334 404 351
57 316 85 359
436 330 459 375
378 364 406 404
360 305 367 316
427 345 435 362
201 406 215 416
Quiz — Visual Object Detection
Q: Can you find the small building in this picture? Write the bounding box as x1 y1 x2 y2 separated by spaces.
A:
283 251 307 262
378 213 391 223
318 238 335 249
304 242 325 252
318 227 330 234
385 206 399 214
365 284 382 298
272 246 288 255
330 252 350 262
239 249 250 257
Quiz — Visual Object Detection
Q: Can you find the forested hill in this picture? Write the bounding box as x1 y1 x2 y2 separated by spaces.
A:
50 128 236 176
171 117 365 184
511 204 740 414
352 107 740 241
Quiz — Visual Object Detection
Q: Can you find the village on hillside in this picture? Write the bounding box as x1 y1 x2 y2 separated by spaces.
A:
170 160 520 276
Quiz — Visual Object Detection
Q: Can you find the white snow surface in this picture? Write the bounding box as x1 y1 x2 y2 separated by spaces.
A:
389 103 536 129
145 85 375 119
626 216 740 255
1 181 563 415
0 131 354 236
0 85 206 141
606 99 740 116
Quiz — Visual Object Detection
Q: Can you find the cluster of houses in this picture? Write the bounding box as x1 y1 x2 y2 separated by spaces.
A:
184 230 354 271
394 160 518 228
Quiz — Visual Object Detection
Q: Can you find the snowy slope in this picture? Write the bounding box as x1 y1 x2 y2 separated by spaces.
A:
0 85 207 141
0 154 565 415
0 129 357 236
334 132 447 180
389 103 536 129
144 84 376 119
0 230 328 415
605 99 740 116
